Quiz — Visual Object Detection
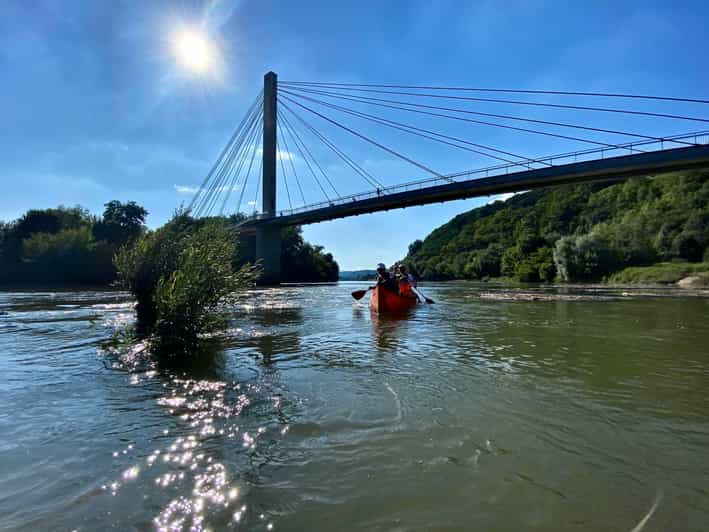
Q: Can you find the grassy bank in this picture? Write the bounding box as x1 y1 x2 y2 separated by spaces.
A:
606 262 709 286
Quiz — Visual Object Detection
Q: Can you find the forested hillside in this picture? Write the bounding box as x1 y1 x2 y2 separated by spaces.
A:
403 171 709 283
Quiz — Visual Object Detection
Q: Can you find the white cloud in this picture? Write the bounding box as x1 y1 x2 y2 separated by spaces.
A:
277 149 295 161
174 184 200 194
256 147 295 161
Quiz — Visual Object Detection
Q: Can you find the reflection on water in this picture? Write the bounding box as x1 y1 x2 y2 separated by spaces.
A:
1 284 709 531
368 310 409 350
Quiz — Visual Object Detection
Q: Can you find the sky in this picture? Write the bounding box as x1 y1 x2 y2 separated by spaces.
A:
1 0 708 270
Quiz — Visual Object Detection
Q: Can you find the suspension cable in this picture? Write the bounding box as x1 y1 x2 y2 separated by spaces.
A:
189 93 262 214
277 138 293 211
278 107 340 197
277 107 332 201
280 100 384 189
235 130 262 215
281 94 447 181
283 85 692 147
199 102 262 217
278 113 307 204
281 89 542 166
281 81 709 105
281 86 644 152
253 157 262 213
218 113 263 215
280 83 709 123
194 100 262 216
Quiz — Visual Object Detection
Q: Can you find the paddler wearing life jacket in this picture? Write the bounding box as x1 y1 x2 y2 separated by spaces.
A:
375 262 400 294
396 264 416 297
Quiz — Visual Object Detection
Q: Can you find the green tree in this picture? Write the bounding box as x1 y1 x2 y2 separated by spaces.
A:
93 200 148 245
408 239 423 256
553 233 619 282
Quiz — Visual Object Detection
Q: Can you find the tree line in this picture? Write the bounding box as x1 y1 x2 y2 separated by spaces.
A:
403 171 709 283
0 202 338 285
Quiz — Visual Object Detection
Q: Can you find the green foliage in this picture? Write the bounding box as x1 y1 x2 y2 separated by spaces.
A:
404 171 709 283
553 233 619 282
18 227 115 284
115 213 257 358
280 226 339 282
408 239 423 256
93 200 148 245
15 206 91 240
0 202 147 284
236 225 339 282
468 244 503 279
151 222 257 357
22 226 93 261
114 211 195 328
1 202 337 286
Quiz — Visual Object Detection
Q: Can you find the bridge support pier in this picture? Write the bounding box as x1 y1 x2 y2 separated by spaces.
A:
256 71 281 285
255 225 281 285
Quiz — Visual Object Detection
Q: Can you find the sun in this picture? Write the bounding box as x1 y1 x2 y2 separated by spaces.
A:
171 28 216 75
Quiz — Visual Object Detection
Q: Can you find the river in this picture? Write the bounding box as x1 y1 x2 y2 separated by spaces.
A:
1 283 708 531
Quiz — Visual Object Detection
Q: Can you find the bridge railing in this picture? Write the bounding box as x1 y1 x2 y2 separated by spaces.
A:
256 130 709 219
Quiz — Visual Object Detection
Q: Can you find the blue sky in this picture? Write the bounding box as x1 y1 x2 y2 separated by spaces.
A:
1 0 708 269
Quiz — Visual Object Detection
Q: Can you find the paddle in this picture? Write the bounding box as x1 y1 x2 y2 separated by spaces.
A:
351 287 373 300
412 285 435 304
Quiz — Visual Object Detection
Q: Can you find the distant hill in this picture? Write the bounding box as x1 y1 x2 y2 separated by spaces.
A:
339 269 376 281
402 171 709 283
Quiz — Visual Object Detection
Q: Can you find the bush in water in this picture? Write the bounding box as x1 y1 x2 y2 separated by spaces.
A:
115 212 257 358
114 212 194 329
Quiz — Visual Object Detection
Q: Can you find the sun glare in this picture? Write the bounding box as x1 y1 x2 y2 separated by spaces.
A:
172 28 216 75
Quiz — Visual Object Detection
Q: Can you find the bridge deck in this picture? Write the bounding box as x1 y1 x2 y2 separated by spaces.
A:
240 144 709 228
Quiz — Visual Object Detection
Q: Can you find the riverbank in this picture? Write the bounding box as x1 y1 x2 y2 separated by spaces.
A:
606 261 709 287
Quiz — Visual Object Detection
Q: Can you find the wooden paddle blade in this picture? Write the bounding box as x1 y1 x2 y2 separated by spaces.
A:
351 289 368 300
424 296 435 304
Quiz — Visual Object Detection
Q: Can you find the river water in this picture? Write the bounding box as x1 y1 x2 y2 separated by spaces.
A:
1 283 708 531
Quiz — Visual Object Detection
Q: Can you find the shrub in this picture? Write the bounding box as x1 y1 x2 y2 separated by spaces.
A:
115 214 257 358
553 233 619 282
151 222 256 357
114 212 194 329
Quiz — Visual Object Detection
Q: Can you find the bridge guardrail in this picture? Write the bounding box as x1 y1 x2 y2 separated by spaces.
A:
249 130 709 219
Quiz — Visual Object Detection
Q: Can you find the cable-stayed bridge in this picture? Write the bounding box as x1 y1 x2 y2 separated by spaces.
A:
187 72 709 283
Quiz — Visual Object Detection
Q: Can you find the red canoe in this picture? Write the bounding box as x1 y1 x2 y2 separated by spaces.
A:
370 285 418 313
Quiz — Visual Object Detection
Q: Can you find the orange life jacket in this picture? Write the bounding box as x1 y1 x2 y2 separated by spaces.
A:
398 279 413 297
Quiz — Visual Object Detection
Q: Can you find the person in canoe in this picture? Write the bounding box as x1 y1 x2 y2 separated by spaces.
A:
396 264 416 297
395 264 435 304
374 262 400 294
397 264 416 286
351 263 434 304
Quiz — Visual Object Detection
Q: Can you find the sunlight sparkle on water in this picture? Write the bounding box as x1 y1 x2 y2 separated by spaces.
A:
100 360 287 531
